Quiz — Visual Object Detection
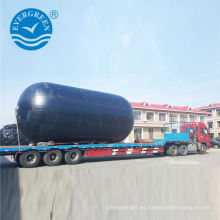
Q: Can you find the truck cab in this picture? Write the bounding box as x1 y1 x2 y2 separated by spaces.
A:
181 122 210 149
163 122 210 156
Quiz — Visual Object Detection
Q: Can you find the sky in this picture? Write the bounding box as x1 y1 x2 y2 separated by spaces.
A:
1 0 220 127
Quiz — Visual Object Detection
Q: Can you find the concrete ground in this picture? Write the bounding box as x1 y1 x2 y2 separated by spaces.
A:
1 149 220 220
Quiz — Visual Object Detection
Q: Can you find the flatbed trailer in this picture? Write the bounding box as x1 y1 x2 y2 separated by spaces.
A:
0 122 210 168
0 140 166 167
0 141 166 157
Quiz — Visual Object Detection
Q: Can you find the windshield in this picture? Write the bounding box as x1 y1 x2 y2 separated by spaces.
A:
200 128 208 135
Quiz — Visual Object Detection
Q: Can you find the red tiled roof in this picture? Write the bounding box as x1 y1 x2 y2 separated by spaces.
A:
195 103 220 110
130 102 208 114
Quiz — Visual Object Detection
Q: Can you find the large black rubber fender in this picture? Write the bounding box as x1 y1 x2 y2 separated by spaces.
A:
16 82 134 144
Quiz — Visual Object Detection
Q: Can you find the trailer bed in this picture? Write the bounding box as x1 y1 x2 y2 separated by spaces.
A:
0 139 166 156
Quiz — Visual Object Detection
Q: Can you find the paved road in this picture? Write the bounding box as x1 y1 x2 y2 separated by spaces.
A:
1 149 220 220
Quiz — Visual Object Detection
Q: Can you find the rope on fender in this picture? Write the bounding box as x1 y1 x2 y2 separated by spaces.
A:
15 106 21 151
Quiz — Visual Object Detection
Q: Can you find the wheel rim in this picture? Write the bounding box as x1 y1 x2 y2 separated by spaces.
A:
180 146 187 154
171 147 177 155
4 130 11 136
70 152 78 161
25 153 36 164
201 146 206 152
50 153 57 161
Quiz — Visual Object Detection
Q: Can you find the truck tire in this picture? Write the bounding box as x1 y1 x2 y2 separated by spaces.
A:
167 145 178 156
14 154 21 166
4 129 11 137
64 148 82 165
43 149 62 166
178 145 188 156
20 150 41 168
199 144 207 154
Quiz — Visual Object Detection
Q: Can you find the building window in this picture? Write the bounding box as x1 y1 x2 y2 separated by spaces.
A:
217 109 220 116
200 116 205 123
146 112 154 121
159 113 166 121
208 122 213 128
169 114 178 122
180 114 188 122
172 129 178 133
217 121 220 128
189 115 197 122
165 127 171 133
149 128 153 139
134 128 142 140
207 109 212 117
134 111 141 120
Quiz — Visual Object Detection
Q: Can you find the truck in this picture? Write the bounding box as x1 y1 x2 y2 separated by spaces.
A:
0 122 210 168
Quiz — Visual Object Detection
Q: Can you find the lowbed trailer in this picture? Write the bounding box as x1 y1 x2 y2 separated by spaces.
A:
0 122 210 168
0 140 166 168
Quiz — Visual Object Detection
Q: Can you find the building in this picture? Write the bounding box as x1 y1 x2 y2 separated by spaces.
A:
195 103 220 139
125 102 208 143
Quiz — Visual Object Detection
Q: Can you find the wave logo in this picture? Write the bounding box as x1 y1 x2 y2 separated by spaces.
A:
10 8 52 50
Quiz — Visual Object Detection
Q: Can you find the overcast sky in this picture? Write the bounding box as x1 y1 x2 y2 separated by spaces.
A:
1 0 220 127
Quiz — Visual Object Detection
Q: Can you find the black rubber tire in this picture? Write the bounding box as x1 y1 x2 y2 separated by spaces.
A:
20 150 41 168
178 145 188 156
43 149 62 166
0 124 29 146
167 145 178 156
4 130 11 137
64 148 82 165
199 144 207 154
15 154 21 166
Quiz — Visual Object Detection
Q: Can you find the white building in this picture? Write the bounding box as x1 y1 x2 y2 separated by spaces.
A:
196 103 220 138
125 102 208 143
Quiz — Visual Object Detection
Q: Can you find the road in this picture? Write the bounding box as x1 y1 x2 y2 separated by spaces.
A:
1 149 220 220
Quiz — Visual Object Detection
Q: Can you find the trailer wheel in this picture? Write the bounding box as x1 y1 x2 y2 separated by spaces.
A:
20 150 41 168
14 154 21 166
178 145 188 156
64 148 82 165
199 144 207 154
167 145 178 156
43 149 62 166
